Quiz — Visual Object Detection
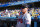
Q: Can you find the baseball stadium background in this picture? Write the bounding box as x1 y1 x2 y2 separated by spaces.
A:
0 0 40 27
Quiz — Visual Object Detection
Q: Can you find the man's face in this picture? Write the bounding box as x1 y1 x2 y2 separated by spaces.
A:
21 8 28 13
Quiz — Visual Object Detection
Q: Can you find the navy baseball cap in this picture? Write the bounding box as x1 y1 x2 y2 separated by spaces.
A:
21 5 28 9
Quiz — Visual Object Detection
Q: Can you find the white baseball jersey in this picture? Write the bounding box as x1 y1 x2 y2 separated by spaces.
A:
22 12 31 25
16 12 31 27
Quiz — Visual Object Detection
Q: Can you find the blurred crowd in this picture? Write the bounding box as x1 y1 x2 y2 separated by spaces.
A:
29 8 40 19
0 9 20 17
0 8 40 19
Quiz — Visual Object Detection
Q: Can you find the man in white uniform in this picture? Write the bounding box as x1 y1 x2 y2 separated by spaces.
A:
16 5 31 27
21 5 31 27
